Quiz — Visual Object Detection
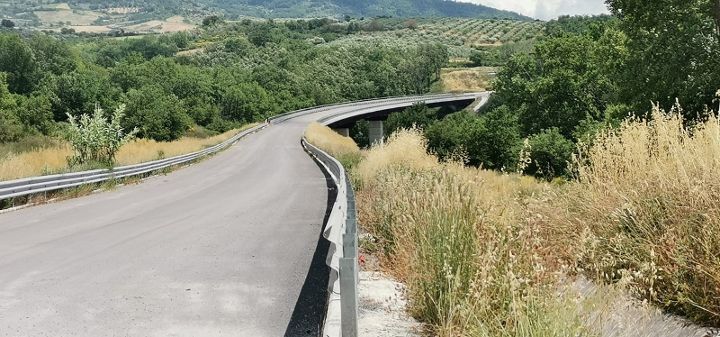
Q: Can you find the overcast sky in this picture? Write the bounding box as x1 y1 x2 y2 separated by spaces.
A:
457 0 610 20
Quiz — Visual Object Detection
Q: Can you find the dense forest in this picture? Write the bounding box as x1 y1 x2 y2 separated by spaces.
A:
0 18 447 146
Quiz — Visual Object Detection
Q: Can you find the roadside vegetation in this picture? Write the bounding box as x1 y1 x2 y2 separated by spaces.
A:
302 1 720 329
0 126 244 181
307 104 720 334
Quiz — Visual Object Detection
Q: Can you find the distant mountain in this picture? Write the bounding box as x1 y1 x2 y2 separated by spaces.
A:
210 0 530 19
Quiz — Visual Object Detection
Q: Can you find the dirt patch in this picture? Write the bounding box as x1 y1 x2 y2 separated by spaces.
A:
358 271 422 337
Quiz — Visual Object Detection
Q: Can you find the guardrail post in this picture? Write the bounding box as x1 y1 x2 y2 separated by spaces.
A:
340 254 358 337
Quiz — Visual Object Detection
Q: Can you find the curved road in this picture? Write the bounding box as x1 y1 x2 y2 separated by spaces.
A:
0 94 481 337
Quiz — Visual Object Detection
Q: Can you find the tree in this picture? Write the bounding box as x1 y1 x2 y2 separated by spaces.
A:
15 93 54 135
202 15 223 27
48 67 120 121
0 73 22 142
0 34 39 94
1 19 15 29
494 31 624 140
28 33 77 76
221 83 274 123
605 0 720 115
123 85 190 141
385 103 438 136
426 108 521 169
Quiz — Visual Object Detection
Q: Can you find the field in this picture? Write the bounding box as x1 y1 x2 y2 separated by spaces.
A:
331 19 544 58
10 2 196 33
34 8 101 26
124 16 196 33
437 67 497 92
423 18 544 46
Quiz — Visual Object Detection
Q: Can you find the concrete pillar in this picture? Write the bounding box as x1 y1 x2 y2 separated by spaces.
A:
333 128 350 137
368 120 384 145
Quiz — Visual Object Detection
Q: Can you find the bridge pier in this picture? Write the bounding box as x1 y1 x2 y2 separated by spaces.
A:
333 128 350 137
368 120 384 145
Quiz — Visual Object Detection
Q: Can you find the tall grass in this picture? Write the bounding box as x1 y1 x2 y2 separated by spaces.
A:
304 122 363 169
0 128 244 181
353 129 589 336
541 104 720 325
306 110 720 333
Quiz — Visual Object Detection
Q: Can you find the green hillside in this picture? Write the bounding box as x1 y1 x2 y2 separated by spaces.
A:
10 0 528 20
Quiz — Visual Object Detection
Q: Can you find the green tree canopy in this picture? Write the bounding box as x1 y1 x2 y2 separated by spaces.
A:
123 85 190 141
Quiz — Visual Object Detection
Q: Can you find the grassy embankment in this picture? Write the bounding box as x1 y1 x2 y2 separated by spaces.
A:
0 126 252 181
305 106 720 336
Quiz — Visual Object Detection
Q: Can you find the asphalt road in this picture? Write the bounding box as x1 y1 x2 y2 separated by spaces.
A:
0 95 479 337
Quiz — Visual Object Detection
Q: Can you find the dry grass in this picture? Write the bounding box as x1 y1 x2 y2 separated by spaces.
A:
351 129 589 337
34 9 100 26
304 122 362 169
115 129 239 165
306 103 720 333
439 67 494 92
536 104 720 325
0 128 244 182
0 145 72 181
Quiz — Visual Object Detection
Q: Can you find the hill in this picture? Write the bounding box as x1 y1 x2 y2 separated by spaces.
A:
211 0 529 19
3 0 529 24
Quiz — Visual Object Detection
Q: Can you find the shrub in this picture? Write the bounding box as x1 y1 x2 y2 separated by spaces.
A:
65 104 137 166
525 128 574 179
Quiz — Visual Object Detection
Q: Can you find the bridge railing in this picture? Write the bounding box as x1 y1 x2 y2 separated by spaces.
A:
0 124 267 202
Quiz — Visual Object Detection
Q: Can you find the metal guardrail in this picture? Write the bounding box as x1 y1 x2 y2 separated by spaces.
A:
301 139 359 337
0 124 267 201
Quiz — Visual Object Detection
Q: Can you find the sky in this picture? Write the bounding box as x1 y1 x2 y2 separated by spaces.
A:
457 0 610 20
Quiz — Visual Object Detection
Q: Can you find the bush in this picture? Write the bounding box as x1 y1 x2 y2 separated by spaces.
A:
65 104 137 166
525 128 574 179
426 108 521 169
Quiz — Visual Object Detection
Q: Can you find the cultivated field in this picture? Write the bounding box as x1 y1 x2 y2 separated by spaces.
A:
331 19 544 58
34 8 100 26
